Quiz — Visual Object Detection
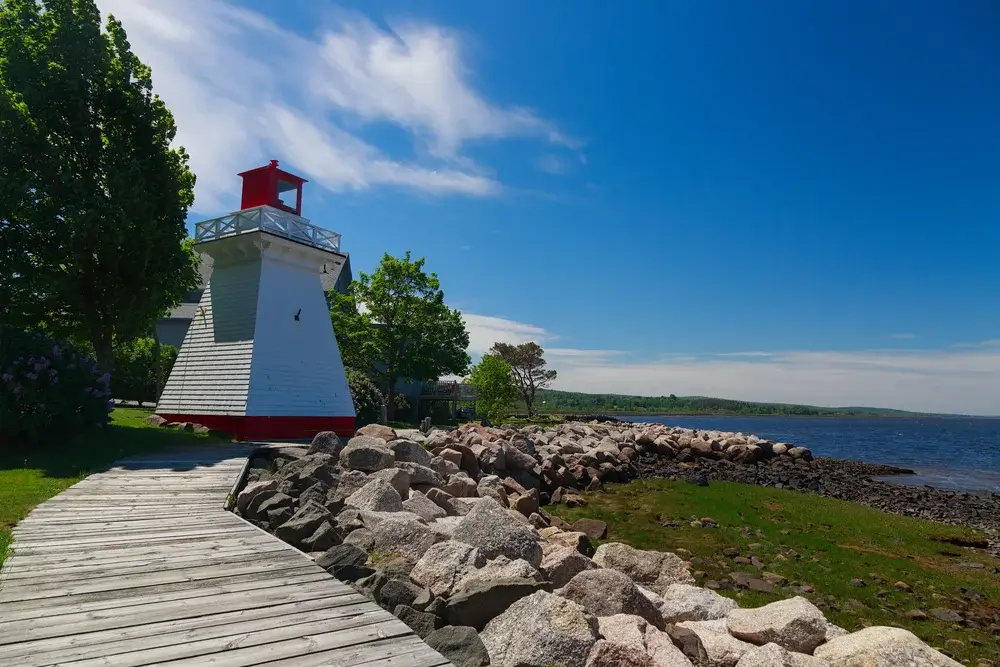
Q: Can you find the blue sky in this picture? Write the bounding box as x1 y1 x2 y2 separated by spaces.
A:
98 0 1000 414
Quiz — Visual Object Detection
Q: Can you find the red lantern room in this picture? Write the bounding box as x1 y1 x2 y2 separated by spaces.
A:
238 159 308 216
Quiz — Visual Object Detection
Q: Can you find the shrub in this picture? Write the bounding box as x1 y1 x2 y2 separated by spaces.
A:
0 328 113 445
347 368 384 427
113 337 178 403
393 393 412 420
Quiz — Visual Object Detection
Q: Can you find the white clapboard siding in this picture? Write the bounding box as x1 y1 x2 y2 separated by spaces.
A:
245 253 354 417
157 259 259 416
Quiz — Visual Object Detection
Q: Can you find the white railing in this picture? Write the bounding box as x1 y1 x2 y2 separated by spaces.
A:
194 205 342 253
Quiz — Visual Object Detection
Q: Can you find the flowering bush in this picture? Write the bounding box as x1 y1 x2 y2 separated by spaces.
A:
346 368 384 427
113 337 178 403
0 328 113 445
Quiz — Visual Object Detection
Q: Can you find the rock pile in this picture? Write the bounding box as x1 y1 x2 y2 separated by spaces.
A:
231 423 965 667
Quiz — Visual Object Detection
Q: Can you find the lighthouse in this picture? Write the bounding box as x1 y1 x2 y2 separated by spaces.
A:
157 160 356 440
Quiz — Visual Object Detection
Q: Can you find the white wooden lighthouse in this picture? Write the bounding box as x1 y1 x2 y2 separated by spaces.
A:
157 160 356 440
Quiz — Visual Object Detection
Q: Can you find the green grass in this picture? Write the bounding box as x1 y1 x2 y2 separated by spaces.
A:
0 408 230 567
550 479 1000 666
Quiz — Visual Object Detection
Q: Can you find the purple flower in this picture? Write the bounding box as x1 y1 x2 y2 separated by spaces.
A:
98 372 111 386
24 372 37 381
52 344 62 357
83 386 92 394
12 385 20 394
1 373 11 383
66 363 76 370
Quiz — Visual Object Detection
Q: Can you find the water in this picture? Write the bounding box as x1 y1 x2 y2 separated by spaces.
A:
632 415 1000 494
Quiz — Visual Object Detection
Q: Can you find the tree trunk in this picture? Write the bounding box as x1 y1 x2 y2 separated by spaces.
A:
152 326 162 404
93 329 115 379
385 375 397 422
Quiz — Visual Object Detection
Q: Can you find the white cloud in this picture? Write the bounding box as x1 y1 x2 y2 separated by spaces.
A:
458 313 1000 415
95 0 568 210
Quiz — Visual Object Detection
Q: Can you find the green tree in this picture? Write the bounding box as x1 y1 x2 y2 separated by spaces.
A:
329 252 470 420
467 354 519 424
0 0 197 376
490 341 557 417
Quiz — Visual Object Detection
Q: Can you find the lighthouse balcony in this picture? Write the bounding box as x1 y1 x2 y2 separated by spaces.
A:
194 205 342 254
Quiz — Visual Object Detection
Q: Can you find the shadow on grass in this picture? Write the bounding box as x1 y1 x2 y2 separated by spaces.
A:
0 409 240 478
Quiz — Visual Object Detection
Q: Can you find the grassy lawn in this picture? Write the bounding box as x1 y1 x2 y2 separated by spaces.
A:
0 407 230 567
550 479 1000 666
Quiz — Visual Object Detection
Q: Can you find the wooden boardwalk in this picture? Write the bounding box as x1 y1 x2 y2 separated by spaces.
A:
0 445 452 667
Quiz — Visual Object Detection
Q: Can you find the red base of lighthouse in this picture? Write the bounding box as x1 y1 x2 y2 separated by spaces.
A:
157 414 356 441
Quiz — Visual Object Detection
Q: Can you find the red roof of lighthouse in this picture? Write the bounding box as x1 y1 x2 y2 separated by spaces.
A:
238 160 308 216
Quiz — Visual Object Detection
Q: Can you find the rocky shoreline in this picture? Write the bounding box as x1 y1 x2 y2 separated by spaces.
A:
222 420 994 667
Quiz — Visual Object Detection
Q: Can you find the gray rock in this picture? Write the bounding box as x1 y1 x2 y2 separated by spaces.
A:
371 467 410 500
274 500 332 548
431 455 461 478
379 577 423 612
443 473 479 498
403 490 448 521
424 626 490 667
356 423 397 442
660 584 739 623
394 605 442 640
446 577 546 630
572 518 608 540
586 639 656 667
503 442 538 471
266 505 293 529
333 469 371 498
480 590 600 667
297 481 331 510
735 643 828 667
427 487 461 515
339 436 395 472
236 479 277 515
346 478 404 512
427 515 464 539
315 543 372 582
410 540 486 597
367 512 443 561
476 475 509 507
593 542 695 594
558 568 665 629
342 527 375 551
671 619 756 667
278 453 337 488
813 626 962 667
459 555 543 589
452 497 543 567
597 614 692 667
726 597 828 654
308 431 344 456
397 461 445 487
541 546 600 588
299 520 340 552
390 439 435 467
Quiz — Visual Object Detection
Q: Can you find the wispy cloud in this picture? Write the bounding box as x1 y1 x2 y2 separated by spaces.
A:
96 0 572 209
458 313 1000 415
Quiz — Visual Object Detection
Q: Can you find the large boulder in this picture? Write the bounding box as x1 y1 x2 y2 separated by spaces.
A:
236 479 277 514
558 568 665 629
445 577 546 630
476 475 509 506
459 555 543 588
403 491 448 521
339 436 394 472
346 478 404 513
452 497 543 567
314 543 373 582
390 439 435 468
671 619 756 667
726 597 828 654
424 626 491 667
307 431 343 456
598 614 693 667
480 590 600 667
540 545 600 588
356 423 397 442
736 643 828 667
371 467 410 500
278 453 337 488
593 542 694 594
586 640 655 667
397 461 445 487
660 584 739 623
378 577 423 612
366 512 443 561
273 500 333 548
410 540 486 597
813 626 963 667
393 605 441 640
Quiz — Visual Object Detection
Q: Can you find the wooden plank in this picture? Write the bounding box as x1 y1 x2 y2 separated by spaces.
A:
0 569 330 621
0 597 373 664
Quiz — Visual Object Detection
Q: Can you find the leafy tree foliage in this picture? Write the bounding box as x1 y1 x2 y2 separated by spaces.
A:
490 342 557 417
346 368 384 427
329 252 470 420
0 0 197 377
467 354 519 424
